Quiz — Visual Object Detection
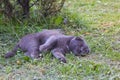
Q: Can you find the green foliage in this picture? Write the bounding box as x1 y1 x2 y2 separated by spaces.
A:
5 66 13 74
0 0 120 80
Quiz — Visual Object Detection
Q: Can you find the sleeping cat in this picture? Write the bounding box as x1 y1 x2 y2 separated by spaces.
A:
5 29 90 63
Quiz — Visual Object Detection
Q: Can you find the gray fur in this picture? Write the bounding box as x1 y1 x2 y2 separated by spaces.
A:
5 29 90 63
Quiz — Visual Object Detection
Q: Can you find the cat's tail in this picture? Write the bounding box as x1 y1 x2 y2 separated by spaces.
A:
5 43 19 58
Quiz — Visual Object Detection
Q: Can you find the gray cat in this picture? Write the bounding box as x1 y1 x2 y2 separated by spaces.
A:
5 29 90 63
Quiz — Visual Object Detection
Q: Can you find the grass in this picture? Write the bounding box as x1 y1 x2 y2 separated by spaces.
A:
0 0 120 80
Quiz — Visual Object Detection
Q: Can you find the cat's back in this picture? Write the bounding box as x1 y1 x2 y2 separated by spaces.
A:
35 29 64 39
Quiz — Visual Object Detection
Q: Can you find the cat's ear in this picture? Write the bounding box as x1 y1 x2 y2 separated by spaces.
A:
75 37 83 41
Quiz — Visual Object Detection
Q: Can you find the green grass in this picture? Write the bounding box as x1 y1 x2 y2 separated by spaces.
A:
0 0 120 80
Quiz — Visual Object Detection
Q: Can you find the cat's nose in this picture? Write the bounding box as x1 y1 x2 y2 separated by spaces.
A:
82 47 90 54
85 49 90 54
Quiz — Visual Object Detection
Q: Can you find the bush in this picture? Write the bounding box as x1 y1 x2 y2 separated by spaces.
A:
0 0 65 18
